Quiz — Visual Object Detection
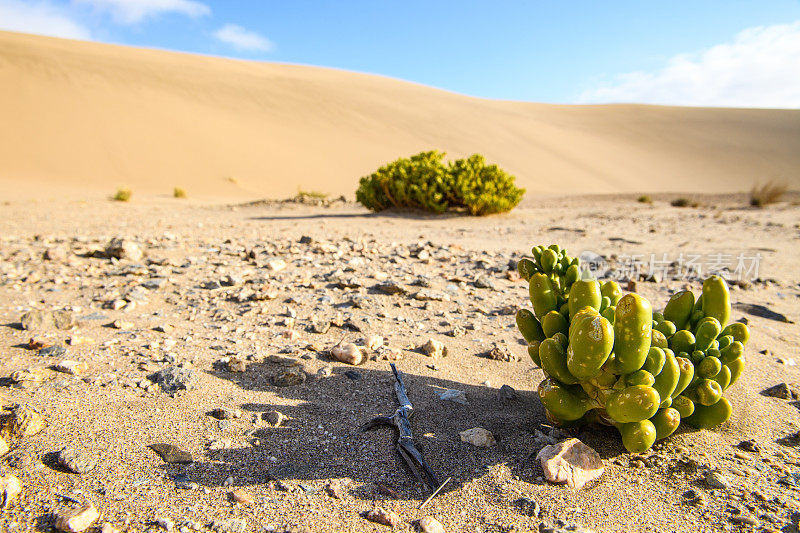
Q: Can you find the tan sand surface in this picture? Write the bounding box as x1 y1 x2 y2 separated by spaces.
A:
0 195 799 532
1 30 799 202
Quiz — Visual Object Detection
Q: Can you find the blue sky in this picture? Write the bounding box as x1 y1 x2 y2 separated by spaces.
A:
2 0 800 107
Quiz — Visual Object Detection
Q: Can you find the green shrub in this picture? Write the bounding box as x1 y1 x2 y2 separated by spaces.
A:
113 187 132 202
173 187 187 199
637 195 652 204
356 151 524 216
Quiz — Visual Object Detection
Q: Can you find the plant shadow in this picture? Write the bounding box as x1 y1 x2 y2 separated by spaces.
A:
247 206 497 223
151 360 636 503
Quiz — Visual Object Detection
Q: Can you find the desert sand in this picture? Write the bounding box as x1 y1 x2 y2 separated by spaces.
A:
1 193 799 533
1 29 800 533
1 30 799 202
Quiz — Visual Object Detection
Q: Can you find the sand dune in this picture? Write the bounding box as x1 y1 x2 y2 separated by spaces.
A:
1 30 798 201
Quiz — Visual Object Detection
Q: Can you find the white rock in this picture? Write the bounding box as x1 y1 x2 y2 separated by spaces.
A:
55 360 88 375
105 237 143 261
536 438 604 489
459 427 495 447
55 503 100 532
0 436 8 456
439 389 468 405
706 469 730 489
421 339 447 359
266 259 287 271
331 343 363 365
418 516 445 533
366 335 384 351
1 474 21 508
156 516 175 531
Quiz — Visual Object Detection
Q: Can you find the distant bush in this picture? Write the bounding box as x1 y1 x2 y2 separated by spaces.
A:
750 181 787 207
113 187 132 202
356 151 524 216
670 197 697 208
637 195 652 204
173 187 187 199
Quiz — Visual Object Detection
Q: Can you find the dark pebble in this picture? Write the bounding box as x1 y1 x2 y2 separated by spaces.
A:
39 345 67 357
148 443 193 464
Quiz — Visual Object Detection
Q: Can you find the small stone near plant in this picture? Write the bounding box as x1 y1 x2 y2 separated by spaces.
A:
150 366 197 393
487 343 517 362
55 360 87 375
366 335 384 350
1 404 46 442
105 237 143 261
52 310 76 330
262 410 287 427
439 389 468 405
763 383 800 400
58 447 96 474
706 470 730 489
272 367 306 387
420 339 447 359
211 407 241 420
497 384 517 402
20 310 47 331
331 343 363 365
148 443 193 464
325 480 345 499
417 516 445 533
365 507 401 528
1 474 21 508
226 357 247 372
537 438 604 489
112 319 134 330
459 427 495 447
55 503 100 533
230 489 254 504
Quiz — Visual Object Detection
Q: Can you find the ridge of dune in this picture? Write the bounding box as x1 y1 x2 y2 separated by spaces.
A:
1 30 799 201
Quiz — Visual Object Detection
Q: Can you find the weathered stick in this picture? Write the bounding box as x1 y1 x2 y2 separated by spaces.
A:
360 363 445 494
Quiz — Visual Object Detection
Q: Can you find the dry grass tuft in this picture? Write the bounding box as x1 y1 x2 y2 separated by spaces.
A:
670 197 698 208
750 181 787 207
173 187 187 199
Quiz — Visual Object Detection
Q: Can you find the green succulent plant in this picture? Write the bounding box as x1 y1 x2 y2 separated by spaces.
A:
517 244 746 453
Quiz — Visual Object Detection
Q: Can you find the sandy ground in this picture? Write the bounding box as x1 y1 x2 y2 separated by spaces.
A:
0 194 799 533
2 30 800 201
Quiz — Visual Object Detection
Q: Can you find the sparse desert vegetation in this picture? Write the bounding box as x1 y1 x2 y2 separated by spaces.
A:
296 189 329 201
356 151 524 216
112 187 132 202
670 197 698 208
750 181 787 207
637 195 652 204
173 187 187 199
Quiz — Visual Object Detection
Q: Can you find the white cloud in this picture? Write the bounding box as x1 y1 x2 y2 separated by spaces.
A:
74 0 210 24
578 21 800 108
0 0 90 39
213 23 273 52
